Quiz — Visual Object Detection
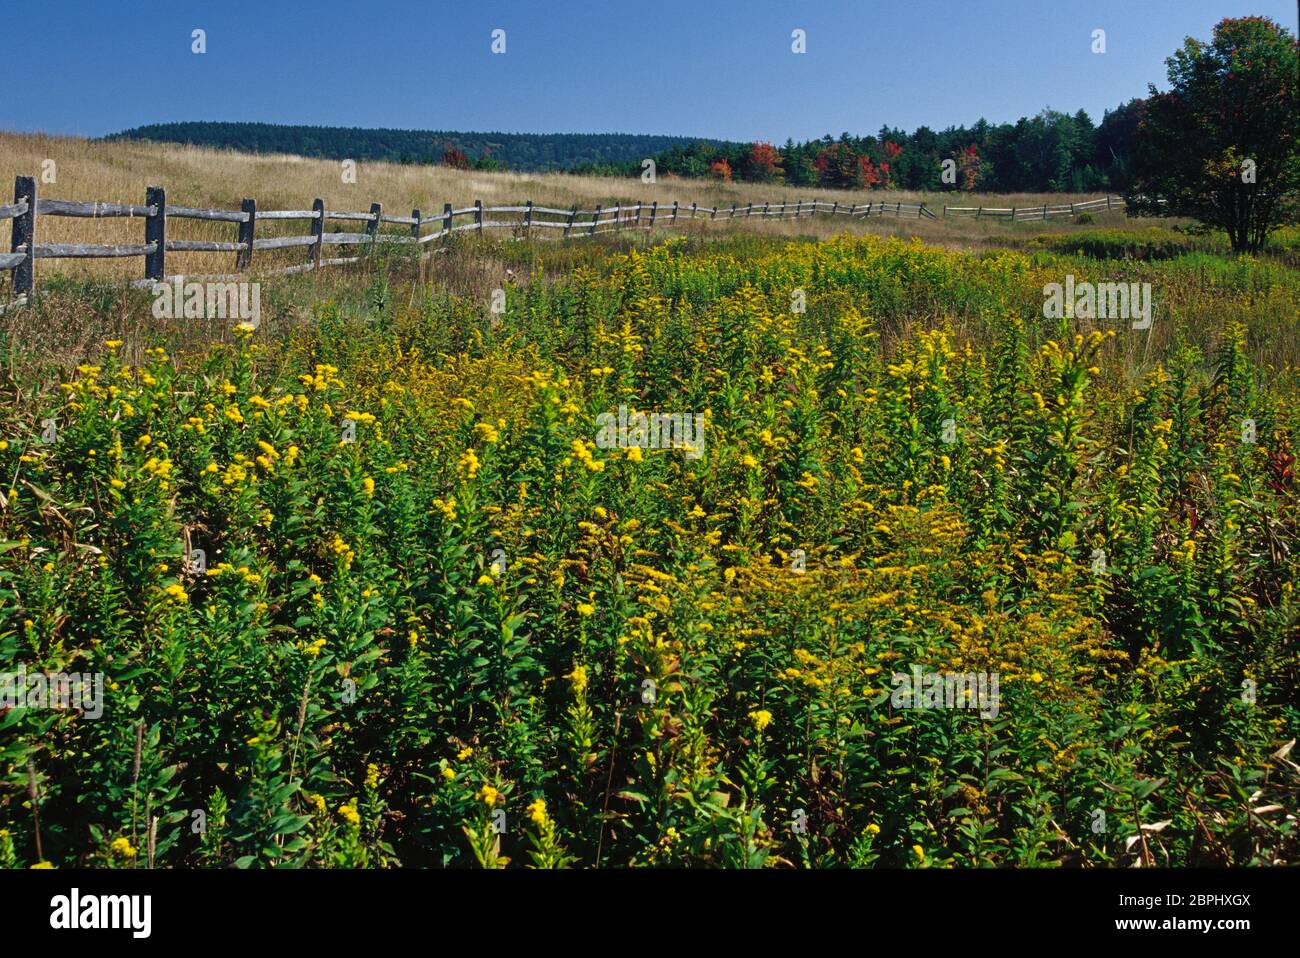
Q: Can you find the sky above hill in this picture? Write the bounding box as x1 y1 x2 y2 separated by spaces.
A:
5 0 1297 141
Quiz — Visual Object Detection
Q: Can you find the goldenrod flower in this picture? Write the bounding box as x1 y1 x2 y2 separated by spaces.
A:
528 798 549 827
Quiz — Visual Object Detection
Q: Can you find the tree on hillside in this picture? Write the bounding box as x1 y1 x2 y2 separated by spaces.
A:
1126 16 1299 252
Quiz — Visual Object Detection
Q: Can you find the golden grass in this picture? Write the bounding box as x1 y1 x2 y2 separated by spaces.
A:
0 131 1138 282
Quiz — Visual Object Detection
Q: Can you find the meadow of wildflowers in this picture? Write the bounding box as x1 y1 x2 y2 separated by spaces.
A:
1 233 1297 868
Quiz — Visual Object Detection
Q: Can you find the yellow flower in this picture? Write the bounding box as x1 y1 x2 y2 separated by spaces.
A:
476 783 501 807
441 767 456 781
528 798 549 827
625 445 643 463
866 823 881 835
567 664 589 694
457 747 474 760
362 476 375 498
110 836 137 859
337 802 361 827
748 709 773 733
576 602 595 617
29 861 53 869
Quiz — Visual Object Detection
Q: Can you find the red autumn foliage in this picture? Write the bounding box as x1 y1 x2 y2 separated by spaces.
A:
745 141 784 182
441 147 471 170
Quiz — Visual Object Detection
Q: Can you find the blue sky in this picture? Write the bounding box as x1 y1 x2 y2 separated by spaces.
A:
5 0 1297 140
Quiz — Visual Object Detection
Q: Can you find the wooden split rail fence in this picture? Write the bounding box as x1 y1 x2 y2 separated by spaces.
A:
0 174 1122 312
943 196 1126 220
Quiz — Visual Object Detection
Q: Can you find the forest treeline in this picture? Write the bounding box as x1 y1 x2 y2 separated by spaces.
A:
109 101 1143 193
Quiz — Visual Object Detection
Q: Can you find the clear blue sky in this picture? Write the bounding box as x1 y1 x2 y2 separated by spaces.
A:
4 0 1296 140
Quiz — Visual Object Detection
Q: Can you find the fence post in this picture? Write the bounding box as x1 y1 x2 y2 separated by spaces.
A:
1106 195 1112 211
367 202 381 255
145 186 166 281
1042 204 1047 220
524 199 533 236
310 199 324 266
976 207 982 219
831 201 838 216
475 199 483 233
443 202 453 244
649 201 658 229
590 205 601 236
670 201 678 226
690 202 697 221
10 176 35 297
566 203 578 237
634 201 642 229
710 204 717 221
917 203 923 219
1011 207 1016 222
236 197 255 270
613 201 621 232
411 208 421 240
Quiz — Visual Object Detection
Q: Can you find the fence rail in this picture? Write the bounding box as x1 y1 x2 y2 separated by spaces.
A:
1 175 1129 309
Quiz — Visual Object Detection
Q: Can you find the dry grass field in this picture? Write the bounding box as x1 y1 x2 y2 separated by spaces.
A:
1 131 1136 280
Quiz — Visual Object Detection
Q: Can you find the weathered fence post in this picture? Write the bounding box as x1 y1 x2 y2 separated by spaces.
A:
690 202 697 221
10 176 35 297
1106 195 1112 211
565 203 578 237
1042 203 1047 220
670 201 678 226
145 186 166 281
976 207 983 219
310 199 324 266
590 205 601 237
613 202 621 232
831 201 838 217
411 208 421 240
367 202 381 254
524 199 533 237
233 197 254 270
943 206 948 218
442 202 453 244
475 199 483 234
710 204 717 221
1011 207 1016 222
634 201 642 229
649 201 658 229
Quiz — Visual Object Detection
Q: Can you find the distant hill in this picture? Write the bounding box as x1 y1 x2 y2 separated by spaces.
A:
104 122 731 172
